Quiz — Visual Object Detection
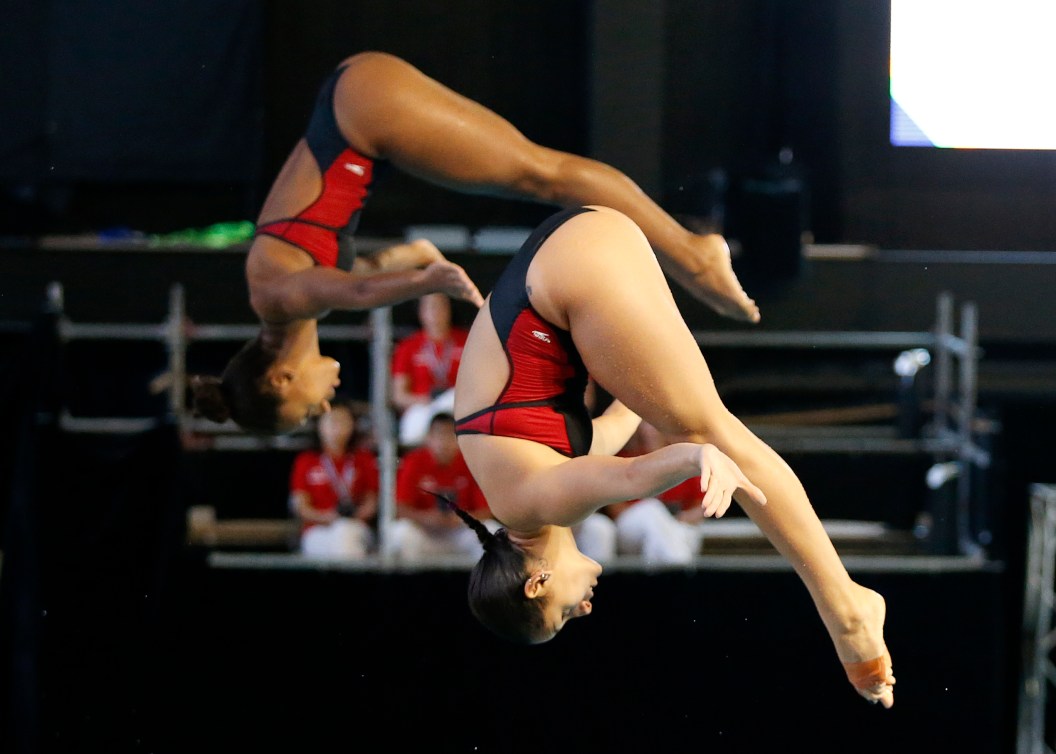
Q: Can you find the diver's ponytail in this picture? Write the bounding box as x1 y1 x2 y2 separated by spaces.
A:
428 490 547 643
431 491 498 550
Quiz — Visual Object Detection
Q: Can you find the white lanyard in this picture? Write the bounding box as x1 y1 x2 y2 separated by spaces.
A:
421 339 455 389
320 454 354 505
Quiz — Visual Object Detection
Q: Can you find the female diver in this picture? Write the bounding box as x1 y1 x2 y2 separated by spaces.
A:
450 205 895 708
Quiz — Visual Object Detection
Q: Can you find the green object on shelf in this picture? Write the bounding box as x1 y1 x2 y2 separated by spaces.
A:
148 220 256 249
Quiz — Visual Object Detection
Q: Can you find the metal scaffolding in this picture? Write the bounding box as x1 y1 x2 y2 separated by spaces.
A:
46 281 396 445
1019 483 1056 754
41 282 992 558
689 291 991 556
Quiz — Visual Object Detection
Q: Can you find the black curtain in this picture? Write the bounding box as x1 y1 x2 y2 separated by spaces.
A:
0 297 188 753
0 0 263 234
0 0 262 183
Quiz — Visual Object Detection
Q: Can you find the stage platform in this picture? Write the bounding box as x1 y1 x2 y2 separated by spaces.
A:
139 549 1010 754
2 416 1021 753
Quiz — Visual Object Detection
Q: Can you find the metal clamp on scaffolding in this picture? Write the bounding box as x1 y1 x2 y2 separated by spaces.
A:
689 291 991 556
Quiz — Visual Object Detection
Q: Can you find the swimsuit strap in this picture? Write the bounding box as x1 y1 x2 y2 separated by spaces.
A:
453 399 555 433
254 218 358 270
255 217 341 234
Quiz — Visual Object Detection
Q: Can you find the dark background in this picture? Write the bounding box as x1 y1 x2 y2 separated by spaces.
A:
2 1 1055 752
3 0 1056 249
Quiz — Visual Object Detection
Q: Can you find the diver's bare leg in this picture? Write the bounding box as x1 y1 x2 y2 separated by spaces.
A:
532 208 893 706
332 52 758 323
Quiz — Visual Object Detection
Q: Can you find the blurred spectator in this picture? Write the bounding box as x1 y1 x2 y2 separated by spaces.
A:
289 403 379 559
391 292 468 446
387 412 499 562
571 512 618 564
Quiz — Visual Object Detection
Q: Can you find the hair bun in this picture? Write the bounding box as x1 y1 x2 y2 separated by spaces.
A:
189 374 231 424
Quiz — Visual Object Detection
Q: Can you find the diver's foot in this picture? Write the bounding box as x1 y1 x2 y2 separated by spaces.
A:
844 649 895 708
668 233 760 323
696 258 760 324
829 586 895 708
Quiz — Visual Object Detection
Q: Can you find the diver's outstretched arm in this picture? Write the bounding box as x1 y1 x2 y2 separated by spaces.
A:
351 238 445 275
252 259 482 320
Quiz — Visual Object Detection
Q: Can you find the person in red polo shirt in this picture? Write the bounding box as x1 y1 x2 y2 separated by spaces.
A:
387 412 498 562
289 402 379 559
391 292 469 447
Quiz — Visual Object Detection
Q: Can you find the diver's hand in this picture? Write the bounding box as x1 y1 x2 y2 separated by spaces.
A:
423 260 484 308
697 444 767 518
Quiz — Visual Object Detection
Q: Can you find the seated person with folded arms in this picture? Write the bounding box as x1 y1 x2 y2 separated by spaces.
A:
289 402 378 559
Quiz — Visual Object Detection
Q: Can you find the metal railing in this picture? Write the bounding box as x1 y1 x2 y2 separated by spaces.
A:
47 281 398 447
689 291 990 556
42 282 992 558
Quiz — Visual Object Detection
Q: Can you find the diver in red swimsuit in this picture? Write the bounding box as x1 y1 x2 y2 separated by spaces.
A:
451 206 895 708
191 52 759 435
454 207 594 458
253 64 378 271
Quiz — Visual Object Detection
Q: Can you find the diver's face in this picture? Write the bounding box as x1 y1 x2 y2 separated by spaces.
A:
274 355 341 431
531 528 603 641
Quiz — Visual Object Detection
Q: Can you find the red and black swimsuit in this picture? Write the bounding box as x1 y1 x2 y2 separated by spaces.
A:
254 65 385 269
454 207 595 458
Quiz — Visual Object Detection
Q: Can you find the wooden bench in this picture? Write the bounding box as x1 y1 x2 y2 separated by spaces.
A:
186 505 298 550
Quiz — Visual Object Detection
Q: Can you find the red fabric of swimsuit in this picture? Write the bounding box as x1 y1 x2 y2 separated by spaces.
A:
256 148 374 268
454 307 583 456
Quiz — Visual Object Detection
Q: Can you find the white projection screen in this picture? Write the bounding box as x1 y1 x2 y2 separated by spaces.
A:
890 0 1056 149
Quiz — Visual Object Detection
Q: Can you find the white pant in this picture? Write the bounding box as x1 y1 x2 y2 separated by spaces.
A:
398 388 456 447
572 513 618 563
300 518 374 560
384 517 502 563
615 499 703 564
